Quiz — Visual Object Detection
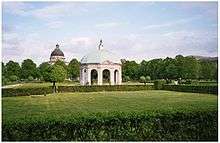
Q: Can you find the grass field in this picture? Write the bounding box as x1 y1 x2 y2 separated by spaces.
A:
3 90 217 122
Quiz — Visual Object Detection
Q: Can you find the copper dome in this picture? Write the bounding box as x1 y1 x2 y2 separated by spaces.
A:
50 44 64 57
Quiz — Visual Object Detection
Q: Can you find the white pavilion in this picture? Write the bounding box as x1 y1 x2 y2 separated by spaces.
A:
80 40 122 85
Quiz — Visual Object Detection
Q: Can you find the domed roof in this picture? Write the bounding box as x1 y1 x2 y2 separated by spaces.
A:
51 44 64 57
80 49 121 64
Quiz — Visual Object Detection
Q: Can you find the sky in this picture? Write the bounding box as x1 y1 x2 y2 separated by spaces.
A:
2 1 218 65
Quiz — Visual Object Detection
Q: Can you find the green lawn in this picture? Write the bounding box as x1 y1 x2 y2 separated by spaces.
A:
3 90 217 122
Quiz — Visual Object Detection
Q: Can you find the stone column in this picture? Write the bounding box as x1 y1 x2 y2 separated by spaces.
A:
118 68 122 85
110 69 115 85
98 68 103 85
87 69 91 85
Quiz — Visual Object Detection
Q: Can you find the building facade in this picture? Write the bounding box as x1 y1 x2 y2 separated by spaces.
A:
49 44 67 65
80 40 122 85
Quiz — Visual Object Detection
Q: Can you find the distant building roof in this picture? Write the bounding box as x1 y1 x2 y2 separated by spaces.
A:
51 44 64 57
80 49 121 64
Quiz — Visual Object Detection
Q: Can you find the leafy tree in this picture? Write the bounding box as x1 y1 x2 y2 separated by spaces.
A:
68 59 80 80
2 62 6 77
38 62 51 80
139 60 149 77
54 60 67 70
146 59 163 80
21 59 37 79
9 75 18 82
162 57 178 79
199 60 217 80
43 65 67 93
182 56 199 79
5 61 21 79
122 60 139 80
139 76 146 85
28 76 34 81
145 76 151 82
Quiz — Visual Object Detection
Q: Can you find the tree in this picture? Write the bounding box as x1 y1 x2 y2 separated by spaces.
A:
21 59 37 79
122 60 140 80
139 76 146 85
5 61 21 79
38 62 51 80
9 75 18 82
139 60 149 77
145 76 151 82
145 59 163 80
199 60 217 80
2 62 6 77
54 60 67 70
43 65 67 93
68 59 80 80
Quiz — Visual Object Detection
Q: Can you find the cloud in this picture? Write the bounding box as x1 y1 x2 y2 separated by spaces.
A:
143 16 200 30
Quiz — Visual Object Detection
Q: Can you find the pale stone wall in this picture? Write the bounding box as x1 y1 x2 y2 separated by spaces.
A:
49 56 68 65
80 63 122 86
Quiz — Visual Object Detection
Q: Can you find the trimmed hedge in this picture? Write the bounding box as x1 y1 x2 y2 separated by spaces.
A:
163 85 218 95
2 111 217 141
154 80 166 90
2 87 53 97
57 85 154 93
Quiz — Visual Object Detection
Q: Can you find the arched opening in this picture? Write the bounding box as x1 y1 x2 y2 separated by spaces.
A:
103 69 110 85
114 70 119 84
91 69 98 85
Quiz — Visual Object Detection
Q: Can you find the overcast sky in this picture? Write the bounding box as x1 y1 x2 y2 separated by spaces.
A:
2 2 218 65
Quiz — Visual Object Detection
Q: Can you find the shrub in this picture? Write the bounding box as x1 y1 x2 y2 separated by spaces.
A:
9 75 18 82
2 77 9 86
123 76 130 82
57 85 154 93
145 76 151 82
139 76 146 84
2 87 53 97
28 76 34 81
154 80 166 90
163 85 218 95
2 111 217 141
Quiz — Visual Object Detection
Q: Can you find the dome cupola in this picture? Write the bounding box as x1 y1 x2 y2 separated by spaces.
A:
51 44 64 57
80 40 121 64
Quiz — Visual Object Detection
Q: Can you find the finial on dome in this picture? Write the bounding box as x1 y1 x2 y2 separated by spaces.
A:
56 43 59 48
98 39 103 50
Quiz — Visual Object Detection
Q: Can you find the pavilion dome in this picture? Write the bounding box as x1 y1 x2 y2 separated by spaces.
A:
51 44 64 57
81 49 121 64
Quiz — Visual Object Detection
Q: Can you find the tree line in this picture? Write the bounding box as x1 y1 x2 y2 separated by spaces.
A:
2 55 218 85
122 55 217 82
2 59 80 86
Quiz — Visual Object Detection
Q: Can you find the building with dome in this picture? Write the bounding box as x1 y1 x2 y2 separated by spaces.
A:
49 44 67 64
80 40 122 85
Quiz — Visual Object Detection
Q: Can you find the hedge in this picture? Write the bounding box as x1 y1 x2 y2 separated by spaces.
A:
2 87 53 97
2 110 217 141
163 85 218 95
57 85 154 93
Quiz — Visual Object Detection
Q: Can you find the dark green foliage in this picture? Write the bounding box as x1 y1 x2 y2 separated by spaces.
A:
2 111 217 141
122 60 140 80
9 75 18 82
21 59 37 79
154 80 166 90
57 85 154 93
5 61 21 79
68 58 80 80
28 76 34 81
54 60 67 70
199 60 217 80
163 85 218 95
2 87 53 97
